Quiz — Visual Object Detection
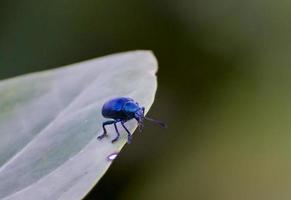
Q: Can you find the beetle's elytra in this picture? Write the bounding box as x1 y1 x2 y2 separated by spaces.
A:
97 97 166 144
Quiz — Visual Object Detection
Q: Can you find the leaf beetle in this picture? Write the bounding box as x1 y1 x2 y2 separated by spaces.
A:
97 97 166 144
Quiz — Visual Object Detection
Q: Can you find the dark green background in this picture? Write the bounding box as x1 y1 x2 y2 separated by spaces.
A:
1 0 291 199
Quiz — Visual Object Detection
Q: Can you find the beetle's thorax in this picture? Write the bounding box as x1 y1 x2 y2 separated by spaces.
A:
122 101 142 119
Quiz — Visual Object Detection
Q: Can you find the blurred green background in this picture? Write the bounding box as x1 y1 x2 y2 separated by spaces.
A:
1 0 291 199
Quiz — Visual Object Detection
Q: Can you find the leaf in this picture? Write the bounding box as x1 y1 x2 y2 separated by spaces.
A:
0 50 158 200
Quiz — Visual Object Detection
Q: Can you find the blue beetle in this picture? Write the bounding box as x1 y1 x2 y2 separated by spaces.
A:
97 97 166 144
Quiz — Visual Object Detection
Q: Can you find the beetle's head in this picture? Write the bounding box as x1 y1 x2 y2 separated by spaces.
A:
134 107 145 132
134 106 167 132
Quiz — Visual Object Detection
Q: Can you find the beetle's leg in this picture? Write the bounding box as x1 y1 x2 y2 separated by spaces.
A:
121 121 132 144
97 120 115 140
111 121 120 143
134 117 144 132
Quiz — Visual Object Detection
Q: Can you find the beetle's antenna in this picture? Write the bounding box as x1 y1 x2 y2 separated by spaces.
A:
144 116 167 128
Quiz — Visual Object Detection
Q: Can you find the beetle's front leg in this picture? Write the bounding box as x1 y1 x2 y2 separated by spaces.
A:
134 118 144 132
121 121 132 144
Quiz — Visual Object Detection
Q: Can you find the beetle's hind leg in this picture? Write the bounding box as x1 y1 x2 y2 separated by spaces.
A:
111 121 121 143
121 121 132 144
97 120 115 140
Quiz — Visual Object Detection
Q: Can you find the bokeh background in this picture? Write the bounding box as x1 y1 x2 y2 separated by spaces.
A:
1 0 291 199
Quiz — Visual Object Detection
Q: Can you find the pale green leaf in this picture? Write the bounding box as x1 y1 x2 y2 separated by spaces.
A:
0 50 158 200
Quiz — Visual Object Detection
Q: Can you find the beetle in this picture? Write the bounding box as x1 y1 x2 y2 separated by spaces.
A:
97 97 166 144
